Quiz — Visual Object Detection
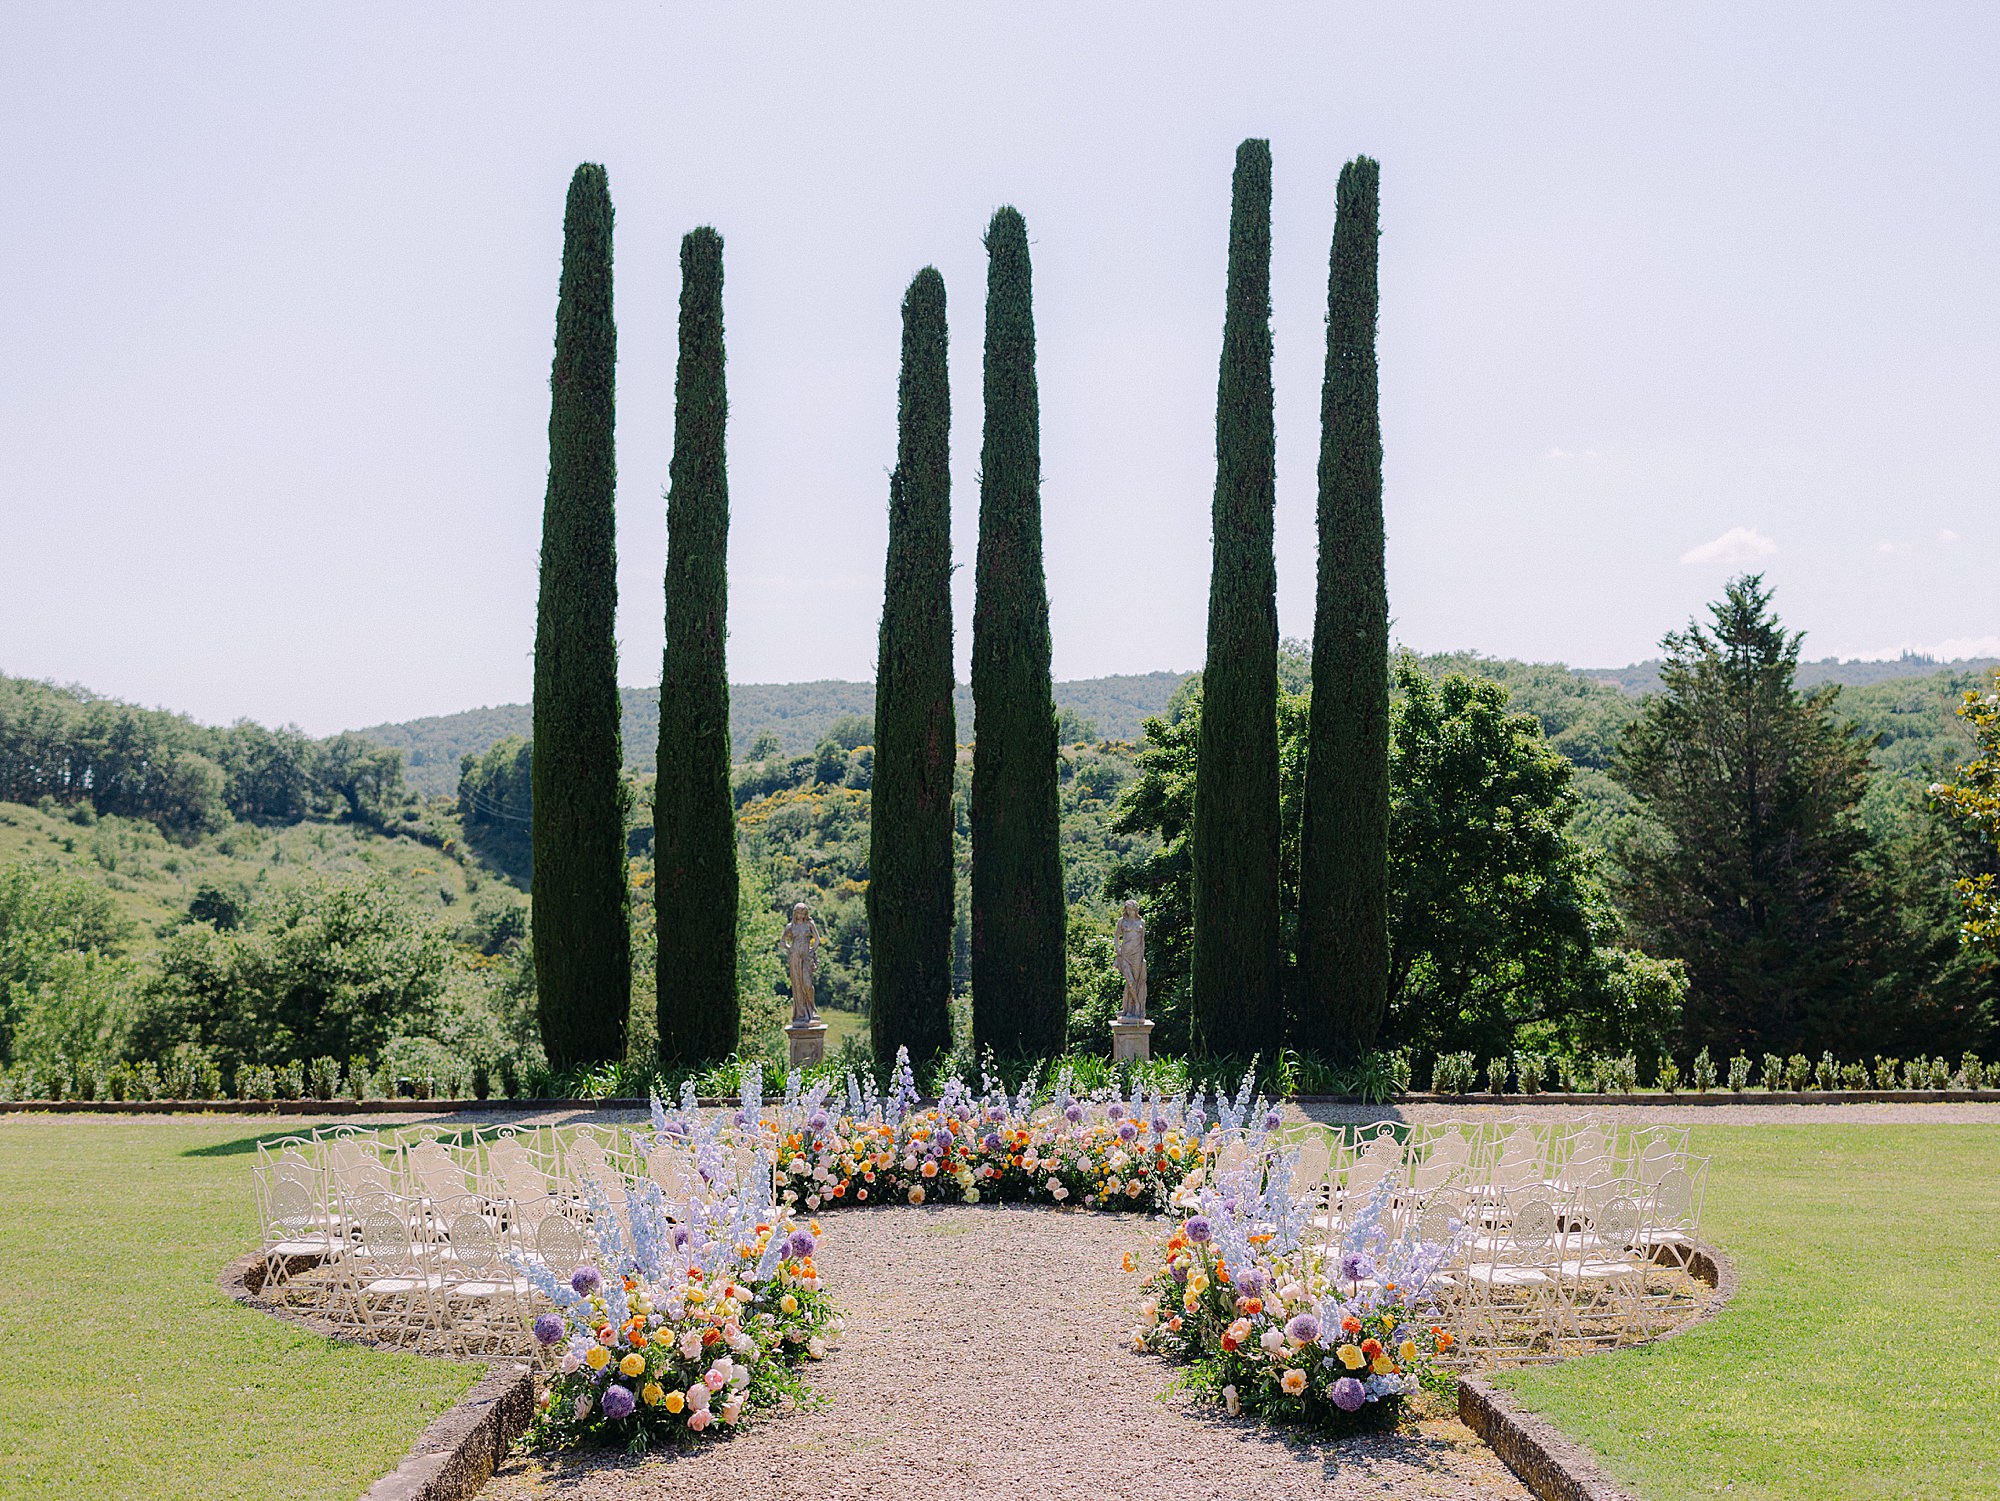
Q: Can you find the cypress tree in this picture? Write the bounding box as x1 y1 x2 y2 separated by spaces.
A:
531 163 631 1070
970 207 1066 1058
656 227 739 1067
1190 139 1283 1055
1297 156 1390 1060
869 268 957 1069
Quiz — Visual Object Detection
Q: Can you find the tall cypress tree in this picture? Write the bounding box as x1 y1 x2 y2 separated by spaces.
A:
1190 139 1283 1056
656 227 739 1067
531 163 630 1070
869 268 957 1070
970 207 1066 1058
1297 157 1390 1060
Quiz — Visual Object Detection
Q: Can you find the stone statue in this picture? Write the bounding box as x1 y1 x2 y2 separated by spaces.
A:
777 903 824 1025
1113 899 1147 1020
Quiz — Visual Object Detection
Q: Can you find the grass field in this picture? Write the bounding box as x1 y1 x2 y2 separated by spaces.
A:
1496 1125 2000 1499
0 1115 480 1501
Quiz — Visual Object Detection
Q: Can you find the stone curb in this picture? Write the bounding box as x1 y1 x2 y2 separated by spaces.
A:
217 1249 535 1501
8 1087 1998 1115
1457 1237 1737 1501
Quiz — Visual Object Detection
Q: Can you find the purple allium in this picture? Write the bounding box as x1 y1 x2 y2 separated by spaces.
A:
985 1104 1007 1123
1339 1252 1375 1283
1106 1102 1125 1120
982 1132 1003 1152
1171 1262 1189 1284
599 1384 637 1421
1331 1376 1366 1412
1063 1103 1084 1124
1117 1121 1138 1142
786 1228 816 1259
1220 1196 1240 1216
1185 1215 1213 1243
1235 1267 1267 1295
805 1109 830 1133
1151 1116 1169 1136
570 1266 603 1296
1286 1313 1322 1344
533 1312 566 1346
1263 1108 1283 1131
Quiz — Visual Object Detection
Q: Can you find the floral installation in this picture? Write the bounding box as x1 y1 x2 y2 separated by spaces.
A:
512 1111 841 1450
1131 1156 1459 1433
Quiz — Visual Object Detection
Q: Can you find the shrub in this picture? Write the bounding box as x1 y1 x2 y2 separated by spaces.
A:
1784 1054 1812 1091
1485 1055 1510 1095
1514 1053 1546 1094
1691 1047 1718 1092
1429 1051 1476 1094
1839 1061 1870 1090
1727 1054 1751 1091
1961 1052 1986 1090
1656 1053 1681 1092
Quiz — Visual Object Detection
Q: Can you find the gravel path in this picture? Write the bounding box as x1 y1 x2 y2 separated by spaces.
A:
479 1204 1530 1501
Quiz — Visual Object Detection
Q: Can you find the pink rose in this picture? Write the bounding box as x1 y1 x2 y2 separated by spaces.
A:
688 1407 712 1431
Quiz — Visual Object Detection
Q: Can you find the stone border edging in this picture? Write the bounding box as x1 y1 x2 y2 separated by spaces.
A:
9 1087 1999 1115
1457 1236 1737 1501
218 1249 536 1501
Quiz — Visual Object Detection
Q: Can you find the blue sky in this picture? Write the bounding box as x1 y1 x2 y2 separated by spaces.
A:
2 5 1995 733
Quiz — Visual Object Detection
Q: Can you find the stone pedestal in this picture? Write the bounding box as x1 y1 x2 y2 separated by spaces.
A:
1110 1017 1153 1064
786 1019 829 1070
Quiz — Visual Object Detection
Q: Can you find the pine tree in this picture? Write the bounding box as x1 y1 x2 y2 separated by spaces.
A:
1298 155 1390 1060
1190 139 1283 1056
531 163 631 1070
656 227 739 1067
868 268 957 1070
970 207 1067 1058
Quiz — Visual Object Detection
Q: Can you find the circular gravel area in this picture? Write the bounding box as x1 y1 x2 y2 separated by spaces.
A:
479 1203 1529 1501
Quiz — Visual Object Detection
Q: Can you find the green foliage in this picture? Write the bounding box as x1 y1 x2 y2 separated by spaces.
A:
1299 154 1389 1061
1931 671 2000 948
531 162 631 1069
1192 139 1283 1056
1613 576 1891 1058
457 735 532 880
655 225 740 1068
869 267 957 1069
0 863 134 1065
969 206 1066 1058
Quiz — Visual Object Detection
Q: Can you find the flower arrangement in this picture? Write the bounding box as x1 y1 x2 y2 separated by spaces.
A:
1131 1157 1457 1434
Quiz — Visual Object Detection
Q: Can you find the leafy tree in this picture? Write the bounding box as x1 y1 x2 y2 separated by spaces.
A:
458 736 533 881
316 732 407 827
1611 576 1877 1058
970 207 1066 1058
1298 155 1389 1060
531 163 631 1069
0 863 130 1064
1191 138 1283 1056
1932 671 2000 950
870 267 957 1068
656 226 739 1067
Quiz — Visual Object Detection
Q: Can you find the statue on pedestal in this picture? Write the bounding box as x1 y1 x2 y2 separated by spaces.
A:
1113 899 1148 1020
777 903 823 1025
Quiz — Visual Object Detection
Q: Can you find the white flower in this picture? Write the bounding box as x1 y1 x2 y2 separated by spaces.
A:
963 1186 980 1203
1280 1281 1305 1304
807 1336 825 1359
558 1349 582 1375
1222 1384 1241 1416
806 1194 821 1210
1047 1176 1064 1195
720 1396 744 1425
573 1393 593 1420
789 1157 807 1174
1259 1328 1285 1353
679 1328 704 1359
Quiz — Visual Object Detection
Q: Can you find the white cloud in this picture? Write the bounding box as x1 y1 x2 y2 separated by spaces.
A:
1875 539 1912 555
1680 526 1778 567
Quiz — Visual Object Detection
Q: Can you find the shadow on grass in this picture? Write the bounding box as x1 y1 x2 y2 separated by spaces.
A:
182 1133 289 1158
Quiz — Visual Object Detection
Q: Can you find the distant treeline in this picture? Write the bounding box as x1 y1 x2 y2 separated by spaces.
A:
0 674 411 837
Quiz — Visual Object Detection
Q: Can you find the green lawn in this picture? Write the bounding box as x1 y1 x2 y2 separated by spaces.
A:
0 1115 481 1501
1498 1125 2000 1500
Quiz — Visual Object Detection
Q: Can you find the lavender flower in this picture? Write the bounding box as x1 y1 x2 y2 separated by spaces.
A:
570 1266 603 1296
1331 1376 1366 1412
1339 1252 1375 1283
1151 1116 1170 1137
1185 1215 1213 1243
672 1226 692 1249
533 1312 566 1346
1285 1312 1322 1344
599 1384 637 1421
1263 1108 1283 1131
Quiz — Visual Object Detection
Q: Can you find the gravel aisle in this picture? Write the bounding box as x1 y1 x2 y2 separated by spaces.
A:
480 1204 1527 1501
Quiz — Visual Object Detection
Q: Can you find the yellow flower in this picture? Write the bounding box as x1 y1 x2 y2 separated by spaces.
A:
1187 1272 1209 1295
1398 1339 1417 1363
1280 1368 1307 1396
619 1352 646 1378
686 1288 706 1305
1337 1344 1365 1370
663 1390 686 1414
1370 1354 1393 1375
641 1382 665 1407
584 1345 610 1371
780 1294 799 1315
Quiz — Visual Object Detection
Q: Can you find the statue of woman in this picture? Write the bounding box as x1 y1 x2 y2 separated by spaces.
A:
1113 899 1147 1020
777 903 824 1025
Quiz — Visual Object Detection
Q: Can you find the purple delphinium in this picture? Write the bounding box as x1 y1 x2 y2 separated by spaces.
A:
1339 1252 1375 1282
671 1226 693 1249
1063 1103 1084 1124
533 1312 566 1346
1286 1312 1322 1344
571 1266 603 1296
599 1384 637 1421
1330 1376 1366 1412
1117 1121 1138 1142
1185 1215 1213 1243
786 1228 816 1258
